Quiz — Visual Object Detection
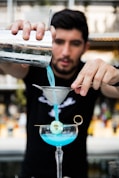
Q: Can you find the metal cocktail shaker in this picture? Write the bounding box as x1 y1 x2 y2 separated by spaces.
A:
0 30 52 68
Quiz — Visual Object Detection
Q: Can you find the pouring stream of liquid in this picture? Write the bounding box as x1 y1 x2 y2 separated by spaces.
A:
46 65 59 121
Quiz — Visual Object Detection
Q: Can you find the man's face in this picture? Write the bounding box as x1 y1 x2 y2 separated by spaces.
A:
51 28 89 79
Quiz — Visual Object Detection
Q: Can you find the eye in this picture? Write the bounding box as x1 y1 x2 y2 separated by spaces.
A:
71 40 83 46
54 39 64 45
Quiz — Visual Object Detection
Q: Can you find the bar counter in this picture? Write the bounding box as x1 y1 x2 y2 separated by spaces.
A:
0 135 119 162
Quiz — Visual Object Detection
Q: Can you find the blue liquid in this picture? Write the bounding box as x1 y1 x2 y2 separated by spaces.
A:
46 65 55 86
41 132 77 147
53 104 59 121
46 65 59 121
45 66 78 147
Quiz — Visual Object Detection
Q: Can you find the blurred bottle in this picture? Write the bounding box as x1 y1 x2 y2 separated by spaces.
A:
108 160 119 178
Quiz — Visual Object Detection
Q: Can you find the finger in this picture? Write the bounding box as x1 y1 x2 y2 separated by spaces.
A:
22 20 32 40
71 60 98 96
71 72 84 89
92 63 107 89
102 66 118 85
72 60 96 88
92 62 117 88
72 81 92 96
10 20 32 40
71 73 87 96
79 78 93 96
10 20 30 35
10 20 23 34
31 22 46 40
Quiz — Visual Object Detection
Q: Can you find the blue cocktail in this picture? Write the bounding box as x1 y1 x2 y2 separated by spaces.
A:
40 124 78 147
39 116 83 178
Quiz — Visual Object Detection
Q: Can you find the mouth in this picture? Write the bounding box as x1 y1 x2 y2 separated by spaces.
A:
59 58 71 67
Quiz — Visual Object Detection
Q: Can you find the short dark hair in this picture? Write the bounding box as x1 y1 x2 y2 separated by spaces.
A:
51 9 89 42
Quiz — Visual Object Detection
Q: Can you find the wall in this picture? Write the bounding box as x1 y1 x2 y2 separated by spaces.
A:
0 3 119 33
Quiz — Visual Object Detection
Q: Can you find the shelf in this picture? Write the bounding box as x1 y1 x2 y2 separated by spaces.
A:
0 84 25 90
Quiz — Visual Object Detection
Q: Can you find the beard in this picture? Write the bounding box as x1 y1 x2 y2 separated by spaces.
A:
52 63 78 75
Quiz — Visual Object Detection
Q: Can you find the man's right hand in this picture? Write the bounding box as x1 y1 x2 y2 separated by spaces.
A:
8 20 56 41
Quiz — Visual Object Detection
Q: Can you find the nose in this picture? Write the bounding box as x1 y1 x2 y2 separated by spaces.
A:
62 43 70 56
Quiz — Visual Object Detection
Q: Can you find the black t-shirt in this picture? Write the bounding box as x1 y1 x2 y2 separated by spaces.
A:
20 61 101 178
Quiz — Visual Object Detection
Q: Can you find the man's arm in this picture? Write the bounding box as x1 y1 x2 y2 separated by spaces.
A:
71 58 119 98
0 20 54 78
0 19 47 78
101 85 119 98
0 63 29 78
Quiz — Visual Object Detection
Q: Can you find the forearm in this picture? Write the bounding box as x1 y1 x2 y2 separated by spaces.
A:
0 68 5 74
101 85 119 99
0 62 29 78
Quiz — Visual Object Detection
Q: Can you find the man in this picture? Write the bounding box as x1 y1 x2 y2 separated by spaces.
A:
1 9 119 178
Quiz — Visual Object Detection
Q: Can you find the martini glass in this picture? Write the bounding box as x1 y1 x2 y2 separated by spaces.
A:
38 115 83 178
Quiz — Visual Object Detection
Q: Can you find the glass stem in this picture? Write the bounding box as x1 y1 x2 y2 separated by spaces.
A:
55 146 63 178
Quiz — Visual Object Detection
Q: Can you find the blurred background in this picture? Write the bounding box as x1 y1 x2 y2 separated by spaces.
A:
0 0 119 178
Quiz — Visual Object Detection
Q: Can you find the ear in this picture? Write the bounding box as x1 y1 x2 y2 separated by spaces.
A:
84 41 90 52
